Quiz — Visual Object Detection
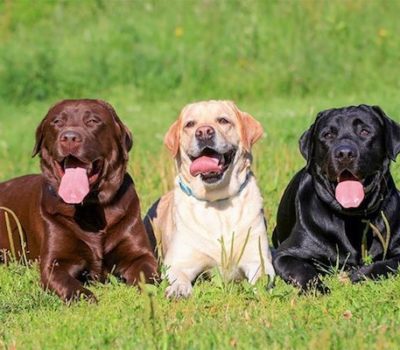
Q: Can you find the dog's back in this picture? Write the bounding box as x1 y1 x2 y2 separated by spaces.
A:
0 174 44 261
272 169 305 247
144 191 175 259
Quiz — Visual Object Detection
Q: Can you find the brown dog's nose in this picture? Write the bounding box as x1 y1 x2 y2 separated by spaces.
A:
60 130 83 146
195 125 215 141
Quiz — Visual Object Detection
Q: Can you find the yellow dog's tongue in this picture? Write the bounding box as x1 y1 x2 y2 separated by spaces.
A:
335 180 365 208
190 155 222 176
58 168 90 204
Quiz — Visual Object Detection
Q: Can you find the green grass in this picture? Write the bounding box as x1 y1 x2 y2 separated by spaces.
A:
2 0 400 349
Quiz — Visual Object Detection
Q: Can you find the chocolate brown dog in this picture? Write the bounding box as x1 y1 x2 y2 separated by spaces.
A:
272 105 400 292
0 99 157 301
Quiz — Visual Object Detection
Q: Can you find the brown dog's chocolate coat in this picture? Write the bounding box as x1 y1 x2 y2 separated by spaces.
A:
0 99 157 301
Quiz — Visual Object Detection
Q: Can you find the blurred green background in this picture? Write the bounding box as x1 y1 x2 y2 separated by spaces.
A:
2 1 400 349
1 0 399 104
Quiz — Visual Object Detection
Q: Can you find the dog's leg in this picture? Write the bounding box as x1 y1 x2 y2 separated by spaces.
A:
351 256 400 282
114 251 159 285
104 231 158 285
273 254 328 293
40 258 96 302
239 238 275 285
164 265 201 299
164 250 210 299
241 261 275 285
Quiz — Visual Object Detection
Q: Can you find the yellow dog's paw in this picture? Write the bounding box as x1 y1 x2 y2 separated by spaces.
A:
165 282 193 299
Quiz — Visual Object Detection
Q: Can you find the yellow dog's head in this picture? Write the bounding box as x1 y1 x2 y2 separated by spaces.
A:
165 100 263 201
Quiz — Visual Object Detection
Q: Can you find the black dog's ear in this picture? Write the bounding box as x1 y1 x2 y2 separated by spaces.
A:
299 127 313 164
372 105 400 161
299 110 329 168
299 117 320 168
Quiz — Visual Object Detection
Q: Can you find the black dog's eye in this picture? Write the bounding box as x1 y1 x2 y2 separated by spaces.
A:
185 121 196 128
217 117 230 125
360 129 370 137
323 131 336 140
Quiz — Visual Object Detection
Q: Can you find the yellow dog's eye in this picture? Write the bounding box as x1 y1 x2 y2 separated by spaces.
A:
185 121 196 128
217 117 230 125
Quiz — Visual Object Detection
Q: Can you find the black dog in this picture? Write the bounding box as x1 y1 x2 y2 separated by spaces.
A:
272 105 400 291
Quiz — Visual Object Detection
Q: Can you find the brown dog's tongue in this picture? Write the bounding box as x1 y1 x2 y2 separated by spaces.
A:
335 180 365 208
190 155 222 176
58 168 90 204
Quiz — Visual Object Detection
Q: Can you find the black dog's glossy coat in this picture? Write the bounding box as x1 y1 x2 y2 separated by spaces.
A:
272 105 400 291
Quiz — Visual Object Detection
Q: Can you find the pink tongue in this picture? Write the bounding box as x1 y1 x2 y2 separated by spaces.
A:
58 167 90 204
335 180 365 208
190 156 223 177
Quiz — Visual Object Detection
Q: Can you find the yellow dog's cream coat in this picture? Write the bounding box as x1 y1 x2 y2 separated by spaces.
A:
148 101 275 298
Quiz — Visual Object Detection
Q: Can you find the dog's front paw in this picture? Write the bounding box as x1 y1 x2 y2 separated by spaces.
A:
300 277 330 295
166 282 193 299
62 287 97 303
350 266 371 283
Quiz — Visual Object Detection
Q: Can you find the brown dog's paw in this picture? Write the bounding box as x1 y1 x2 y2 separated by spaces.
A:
63 287 98 304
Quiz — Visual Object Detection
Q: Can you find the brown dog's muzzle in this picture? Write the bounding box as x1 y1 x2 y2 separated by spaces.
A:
59 130 83 154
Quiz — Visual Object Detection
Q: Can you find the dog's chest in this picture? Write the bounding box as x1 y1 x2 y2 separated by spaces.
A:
173 185 265 258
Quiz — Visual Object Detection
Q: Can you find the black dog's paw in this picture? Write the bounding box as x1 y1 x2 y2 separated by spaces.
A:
350 266 371 283
291 276 330 295
302 278 330 295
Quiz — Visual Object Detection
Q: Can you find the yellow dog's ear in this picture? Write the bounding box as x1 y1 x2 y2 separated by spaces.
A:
164 119 180 157
239 111 264 151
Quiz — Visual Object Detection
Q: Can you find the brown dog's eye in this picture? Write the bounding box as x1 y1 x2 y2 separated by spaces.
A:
360 129 370 137
217 117 230 125
86 118 100 126
185 121 196 128
51 118 64 127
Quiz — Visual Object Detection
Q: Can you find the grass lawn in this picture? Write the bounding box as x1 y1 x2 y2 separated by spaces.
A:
1 94 400 349
1 0 400 348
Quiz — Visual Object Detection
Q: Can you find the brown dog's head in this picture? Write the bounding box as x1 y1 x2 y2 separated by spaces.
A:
165 100 263 201
33 99 132 204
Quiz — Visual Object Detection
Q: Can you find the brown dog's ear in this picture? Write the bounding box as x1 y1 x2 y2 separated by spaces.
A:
119 122 133 160
164 120 180 157
371 105 400 161
114 117 133 161
97 99 133 160
32 117 46 157
239 111 264 151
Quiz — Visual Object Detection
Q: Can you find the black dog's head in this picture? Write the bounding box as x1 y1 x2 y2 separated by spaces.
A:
300 105 400 210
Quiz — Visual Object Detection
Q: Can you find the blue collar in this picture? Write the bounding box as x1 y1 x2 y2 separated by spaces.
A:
178 172 252 202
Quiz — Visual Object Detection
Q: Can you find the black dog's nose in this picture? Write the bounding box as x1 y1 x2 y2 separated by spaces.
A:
60 130 83 145
334 145 357 161
195 125 215 141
